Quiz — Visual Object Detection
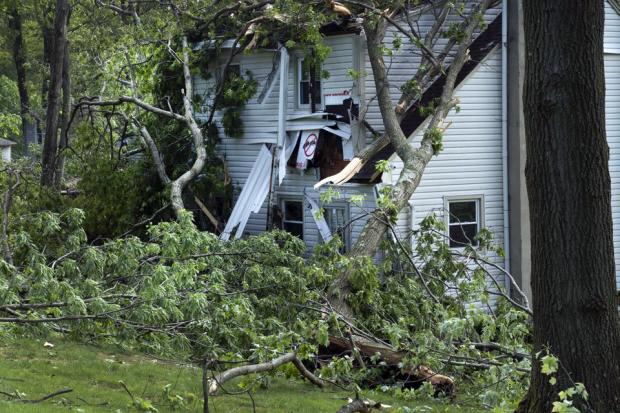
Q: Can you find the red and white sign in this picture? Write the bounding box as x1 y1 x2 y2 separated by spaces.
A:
296 129 320 169
302 133 318 158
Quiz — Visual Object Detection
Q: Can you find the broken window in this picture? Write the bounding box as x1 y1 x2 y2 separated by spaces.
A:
325 205 350 252
446 198 482 247
314 132 348 178
281 198 304 240
298 59 321 107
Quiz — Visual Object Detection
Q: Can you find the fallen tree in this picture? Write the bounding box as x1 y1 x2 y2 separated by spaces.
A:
0 1 534 410
0 167 532 409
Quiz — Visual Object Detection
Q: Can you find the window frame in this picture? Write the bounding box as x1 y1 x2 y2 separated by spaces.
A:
297 58 322 109
443 195 485 248
280 197 305 240
324 203 351 252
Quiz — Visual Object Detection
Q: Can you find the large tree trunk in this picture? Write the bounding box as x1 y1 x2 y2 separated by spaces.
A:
8 4 36 153
517 1 620 412
41 0 70 186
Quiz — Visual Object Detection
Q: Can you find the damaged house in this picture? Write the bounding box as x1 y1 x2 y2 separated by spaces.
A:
194 0 620 300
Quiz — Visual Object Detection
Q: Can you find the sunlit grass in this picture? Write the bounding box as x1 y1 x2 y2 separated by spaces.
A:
0 336 482 412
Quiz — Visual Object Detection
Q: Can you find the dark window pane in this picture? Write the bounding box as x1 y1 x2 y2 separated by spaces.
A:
283 222 303 239
300 82 310 105
449 223 479 247
449 201 477 223
313 81 321 104
284 201 303 222
314 82 321 103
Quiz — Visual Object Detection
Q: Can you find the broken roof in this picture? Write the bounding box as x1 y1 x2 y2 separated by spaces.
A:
352 13 503 183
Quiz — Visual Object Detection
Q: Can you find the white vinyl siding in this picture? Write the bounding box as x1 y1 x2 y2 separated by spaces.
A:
606 1 620 289
388 48 505 289
606 53 620 289
362 6 501 144
606 1 620 52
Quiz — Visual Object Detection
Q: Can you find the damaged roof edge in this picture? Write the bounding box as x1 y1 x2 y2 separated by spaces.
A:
352 13 503 183
193 17 363 51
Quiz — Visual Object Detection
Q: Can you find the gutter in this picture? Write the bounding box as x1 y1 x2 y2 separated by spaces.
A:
501 4 511 294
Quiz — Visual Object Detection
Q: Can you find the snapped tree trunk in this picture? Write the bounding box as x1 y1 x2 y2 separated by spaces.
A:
8 4 35 154
517 1 620 412
41 0 70 186
331 1 492 317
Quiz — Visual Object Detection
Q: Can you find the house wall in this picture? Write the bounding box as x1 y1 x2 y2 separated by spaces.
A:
606 0 620 52
606 52 620 289
605 2 620 290
362 6 502 143
508 0 620 292
507 0 531 301
194 34 375 251
385 48 506 291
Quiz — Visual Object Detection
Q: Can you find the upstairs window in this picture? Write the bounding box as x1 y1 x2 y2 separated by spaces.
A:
298 59 321 107
446 198 482 247
281 198 304 240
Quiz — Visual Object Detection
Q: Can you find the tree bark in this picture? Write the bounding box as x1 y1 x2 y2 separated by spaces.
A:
41 0 70 186
54 39 71 187
169 36 208 218
8 4 35 154
517 1 620 412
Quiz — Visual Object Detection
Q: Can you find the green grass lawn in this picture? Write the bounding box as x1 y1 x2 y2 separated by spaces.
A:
0 336 482 412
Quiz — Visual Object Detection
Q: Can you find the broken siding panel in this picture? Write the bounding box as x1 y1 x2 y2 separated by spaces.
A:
605 53 620 289
388 48 504 286
606 0 620 52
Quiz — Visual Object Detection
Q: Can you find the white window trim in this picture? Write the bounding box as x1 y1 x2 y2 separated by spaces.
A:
443 195 485 248
296 58 322 110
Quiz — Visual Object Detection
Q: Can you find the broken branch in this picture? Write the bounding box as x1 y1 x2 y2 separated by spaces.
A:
208 352 297 395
